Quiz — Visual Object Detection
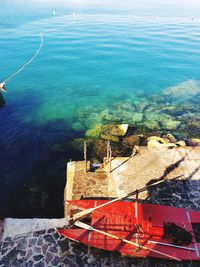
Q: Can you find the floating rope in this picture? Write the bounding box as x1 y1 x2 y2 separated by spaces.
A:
2 32 44 85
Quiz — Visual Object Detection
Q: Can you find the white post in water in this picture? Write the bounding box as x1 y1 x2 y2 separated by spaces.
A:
84 141 87 173
106 140 110 164
106 141 112 172
109 143 112 173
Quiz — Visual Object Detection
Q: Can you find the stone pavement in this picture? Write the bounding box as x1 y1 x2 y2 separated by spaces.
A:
0 228 62 267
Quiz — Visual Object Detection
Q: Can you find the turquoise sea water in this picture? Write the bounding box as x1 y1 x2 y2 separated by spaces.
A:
1 0 200 218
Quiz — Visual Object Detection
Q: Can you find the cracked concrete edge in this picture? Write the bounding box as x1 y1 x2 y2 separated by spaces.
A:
2 218 69 240
65 162 76 200
64 161 76 217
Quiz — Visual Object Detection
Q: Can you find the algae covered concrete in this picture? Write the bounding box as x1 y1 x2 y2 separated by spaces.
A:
64 146 200 215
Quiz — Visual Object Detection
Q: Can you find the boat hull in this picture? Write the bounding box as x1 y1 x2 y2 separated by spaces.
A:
59 200 200 261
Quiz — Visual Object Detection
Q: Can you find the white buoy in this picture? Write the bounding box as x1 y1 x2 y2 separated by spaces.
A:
0 82 7 93
53 9 56 16
72 12 76 18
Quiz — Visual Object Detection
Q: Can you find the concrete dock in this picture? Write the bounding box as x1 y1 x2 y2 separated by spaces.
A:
64 146 200 216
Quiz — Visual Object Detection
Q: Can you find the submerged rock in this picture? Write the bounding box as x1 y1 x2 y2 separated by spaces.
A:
108 124 129 136
143 120 160 131
159 115 181 130
131 112 143 123
175 140 186 147
71 122 85 132
147 139 176 148
142 112 181 131
85 124 102 138
100 124 129 141
136 101 149 112
86 124 129 141
163 80 200 99
122 135 142 150
100 133 119 142
163 133 177 143
147 136 169 144
187 118 200 137
191 138 200 146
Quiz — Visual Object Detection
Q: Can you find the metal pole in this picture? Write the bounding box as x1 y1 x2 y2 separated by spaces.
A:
84 141 87 173
109 144 112 172
135 190 139 249
148 240 196 251
106 140 110 164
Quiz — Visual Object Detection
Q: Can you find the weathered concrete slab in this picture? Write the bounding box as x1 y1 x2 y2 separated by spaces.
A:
109 147 200 197
2 218 69 240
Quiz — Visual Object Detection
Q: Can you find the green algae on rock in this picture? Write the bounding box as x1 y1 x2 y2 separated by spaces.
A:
131 112 144 123
143 120 160 131
187 118 200 137
86 124 128 141
160 116 181 130
70 79 200 139
142 112 181 131
85 124 102 138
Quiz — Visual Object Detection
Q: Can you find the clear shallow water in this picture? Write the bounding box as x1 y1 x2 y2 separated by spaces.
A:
1 0 200 217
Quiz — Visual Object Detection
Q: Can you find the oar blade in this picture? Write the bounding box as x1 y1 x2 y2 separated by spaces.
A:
74 220 93 231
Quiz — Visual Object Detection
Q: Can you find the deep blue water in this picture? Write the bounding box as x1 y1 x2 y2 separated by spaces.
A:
1 0 200 218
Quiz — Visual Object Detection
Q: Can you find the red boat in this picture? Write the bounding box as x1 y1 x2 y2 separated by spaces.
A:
59 199 200 261
59 181 200 262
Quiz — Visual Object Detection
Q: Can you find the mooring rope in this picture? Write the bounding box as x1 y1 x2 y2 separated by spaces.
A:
3 32 44 84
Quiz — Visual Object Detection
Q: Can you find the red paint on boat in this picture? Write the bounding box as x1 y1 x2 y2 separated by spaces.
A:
59 200 200 260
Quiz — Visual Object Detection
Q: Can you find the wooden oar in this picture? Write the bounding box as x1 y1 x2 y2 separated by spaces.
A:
72 175 183 221
148 240 196 251
75 221 181 262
